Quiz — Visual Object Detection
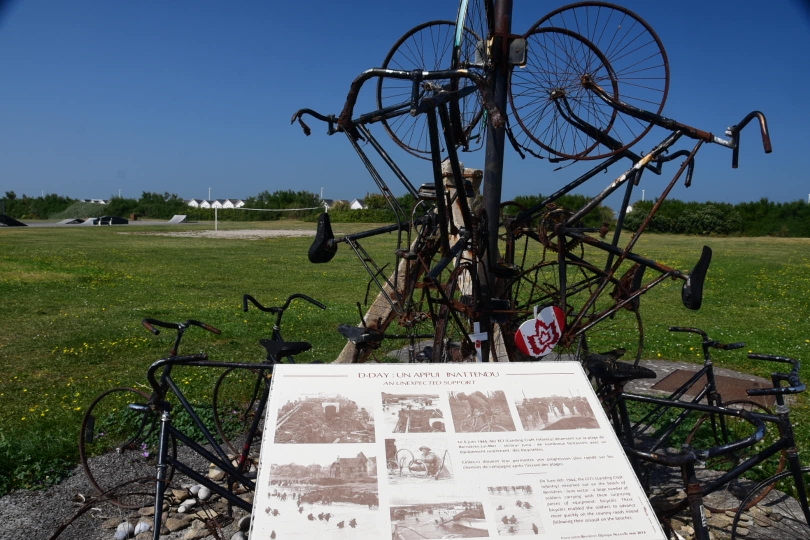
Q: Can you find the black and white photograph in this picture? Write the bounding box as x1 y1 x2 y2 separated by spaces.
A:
385 437 453 485
251 446 383 539
486 485 545 536
390 496 489 539
382 392 446 433
514 392 598 430
448 390 516 433
274 393 375 443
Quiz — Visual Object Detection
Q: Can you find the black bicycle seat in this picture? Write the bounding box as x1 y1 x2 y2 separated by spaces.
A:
259 339 312 359
586 358 657 383
338 324 385 344
308 213 337 264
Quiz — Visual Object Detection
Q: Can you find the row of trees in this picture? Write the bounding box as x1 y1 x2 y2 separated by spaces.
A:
3 190 809 237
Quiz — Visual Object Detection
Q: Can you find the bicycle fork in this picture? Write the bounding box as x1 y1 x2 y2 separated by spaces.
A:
152 409 172 540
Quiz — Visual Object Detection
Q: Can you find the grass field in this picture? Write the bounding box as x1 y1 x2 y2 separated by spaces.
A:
1 221 808 494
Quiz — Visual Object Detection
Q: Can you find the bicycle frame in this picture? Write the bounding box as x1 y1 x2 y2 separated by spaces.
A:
145 354 271 540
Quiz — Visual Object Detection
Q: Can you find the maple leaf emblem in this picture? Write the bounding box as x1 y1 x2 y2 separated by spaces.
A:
526 318 560 355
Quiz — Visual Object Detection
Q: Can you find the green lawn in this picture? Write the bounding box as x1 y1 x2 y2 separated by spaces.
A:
0 222 808 493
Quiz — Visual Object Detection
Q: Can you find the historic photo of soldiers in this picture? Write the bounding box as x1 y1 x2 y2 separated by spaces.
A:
486 485 545 536
382 392 446 433
251 446 383 539
385 437 453 484
448 390 517 432
514 391 598 430
390 497 489 539
274 393 375 443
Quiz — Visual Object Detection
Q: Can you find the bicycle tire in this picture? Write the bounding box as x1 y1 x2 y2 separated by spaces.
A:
509 27 621 161
503 260 643 363
685 399 786 513
212 366 269 456
731 466 810 539
79 387 176 508
452 0 493 152
377 20 482 159
433 263 478 362
525 2 670 159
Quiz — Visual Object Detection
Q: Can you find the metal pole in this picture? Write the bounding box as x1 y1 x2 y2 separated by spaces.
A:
483 0 513 268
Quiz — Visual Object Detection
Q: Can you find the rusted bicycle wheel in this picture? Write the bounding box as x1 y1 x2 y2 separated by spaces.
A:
517 2 670 159
509 27 621 161
503 260 643 363
377 20 483 159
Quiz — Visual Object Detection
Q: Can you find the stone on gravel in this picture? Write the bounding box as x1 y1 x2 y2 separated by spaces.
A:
134 521 152 535
238 516 250 531
197 486 212 501
115 521 135 540
231 532 248 540
165 515 192 532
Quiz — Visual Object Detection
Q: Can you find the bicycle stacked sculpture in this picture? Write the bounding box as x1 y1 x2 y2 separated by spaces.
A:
295 1 771 366
69 3 810 540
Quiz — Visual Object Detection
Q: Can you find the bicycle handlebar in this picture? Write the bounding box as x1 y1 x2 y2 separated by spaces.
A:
588 84 772 166
242 293 326 314
141 318 221 336
746 353 805 396
727 111 772 169
146 353 209 396
668 327 745 351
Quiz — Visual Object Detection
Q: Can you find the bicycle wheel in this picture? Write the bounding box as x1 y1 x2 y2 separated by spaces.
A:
377 20 482 159
212 366 270 455
528 2 670 158
509 27 620 161
454 0 493 70
79 387 175 508
685 400 786 513
731 467 810 539
433 263 478 362
503 260 643 363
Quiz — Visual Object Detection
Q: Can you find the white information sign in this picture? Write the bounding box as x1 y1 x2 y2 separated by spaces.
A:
250 362 665 540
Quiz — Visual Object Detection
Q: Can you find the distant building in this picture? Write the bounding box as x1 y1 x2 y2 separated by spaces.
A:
350 198 366 210
79 198 110 205
330 452 375 479
185 198 245 209
321 199 350 212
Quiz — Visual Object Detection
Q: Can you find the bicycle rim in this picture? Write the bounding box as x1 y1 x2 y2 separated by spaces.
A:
79 387 175 508
509 27 620 161
378 20 482 159
212 366 268 456
433 263 478 362
505 260 643 363
731 466 810 539
685 400 786 513
529 1 670 156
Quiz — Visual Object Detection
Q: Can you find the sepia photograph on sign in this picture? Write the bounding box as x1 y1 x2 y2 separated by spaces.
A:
448 390 517 433
274 393 375 443
385 436 453 485
382 392 446 433
485 485 545 536
251 445 383 539
514 390 598 431
390 495 489 539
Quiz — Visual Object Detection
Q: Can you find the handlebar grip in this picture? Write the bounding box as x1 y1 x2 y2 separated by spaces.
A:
141 319 160 335
623 446 697 467
199 323 222 335
719 342 746 350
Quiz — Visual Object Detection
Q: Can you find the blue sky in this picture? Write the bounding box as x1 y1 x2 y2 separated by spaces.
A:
0 0 808 206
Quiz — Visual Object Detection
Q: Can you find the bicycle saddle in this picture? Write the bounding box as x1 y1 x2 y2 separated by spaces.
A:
682 245 712 310
259 339 312 359
308 213 337 264
586 354 657 383
338 323 385 344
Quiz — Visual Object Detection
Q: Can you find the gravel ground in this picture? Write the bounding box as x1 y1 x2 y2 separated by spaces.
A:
0 447 246 540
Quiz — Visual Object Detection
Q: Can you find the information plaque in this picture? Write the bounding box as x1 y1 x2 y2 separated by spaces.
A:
249 362 665 539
